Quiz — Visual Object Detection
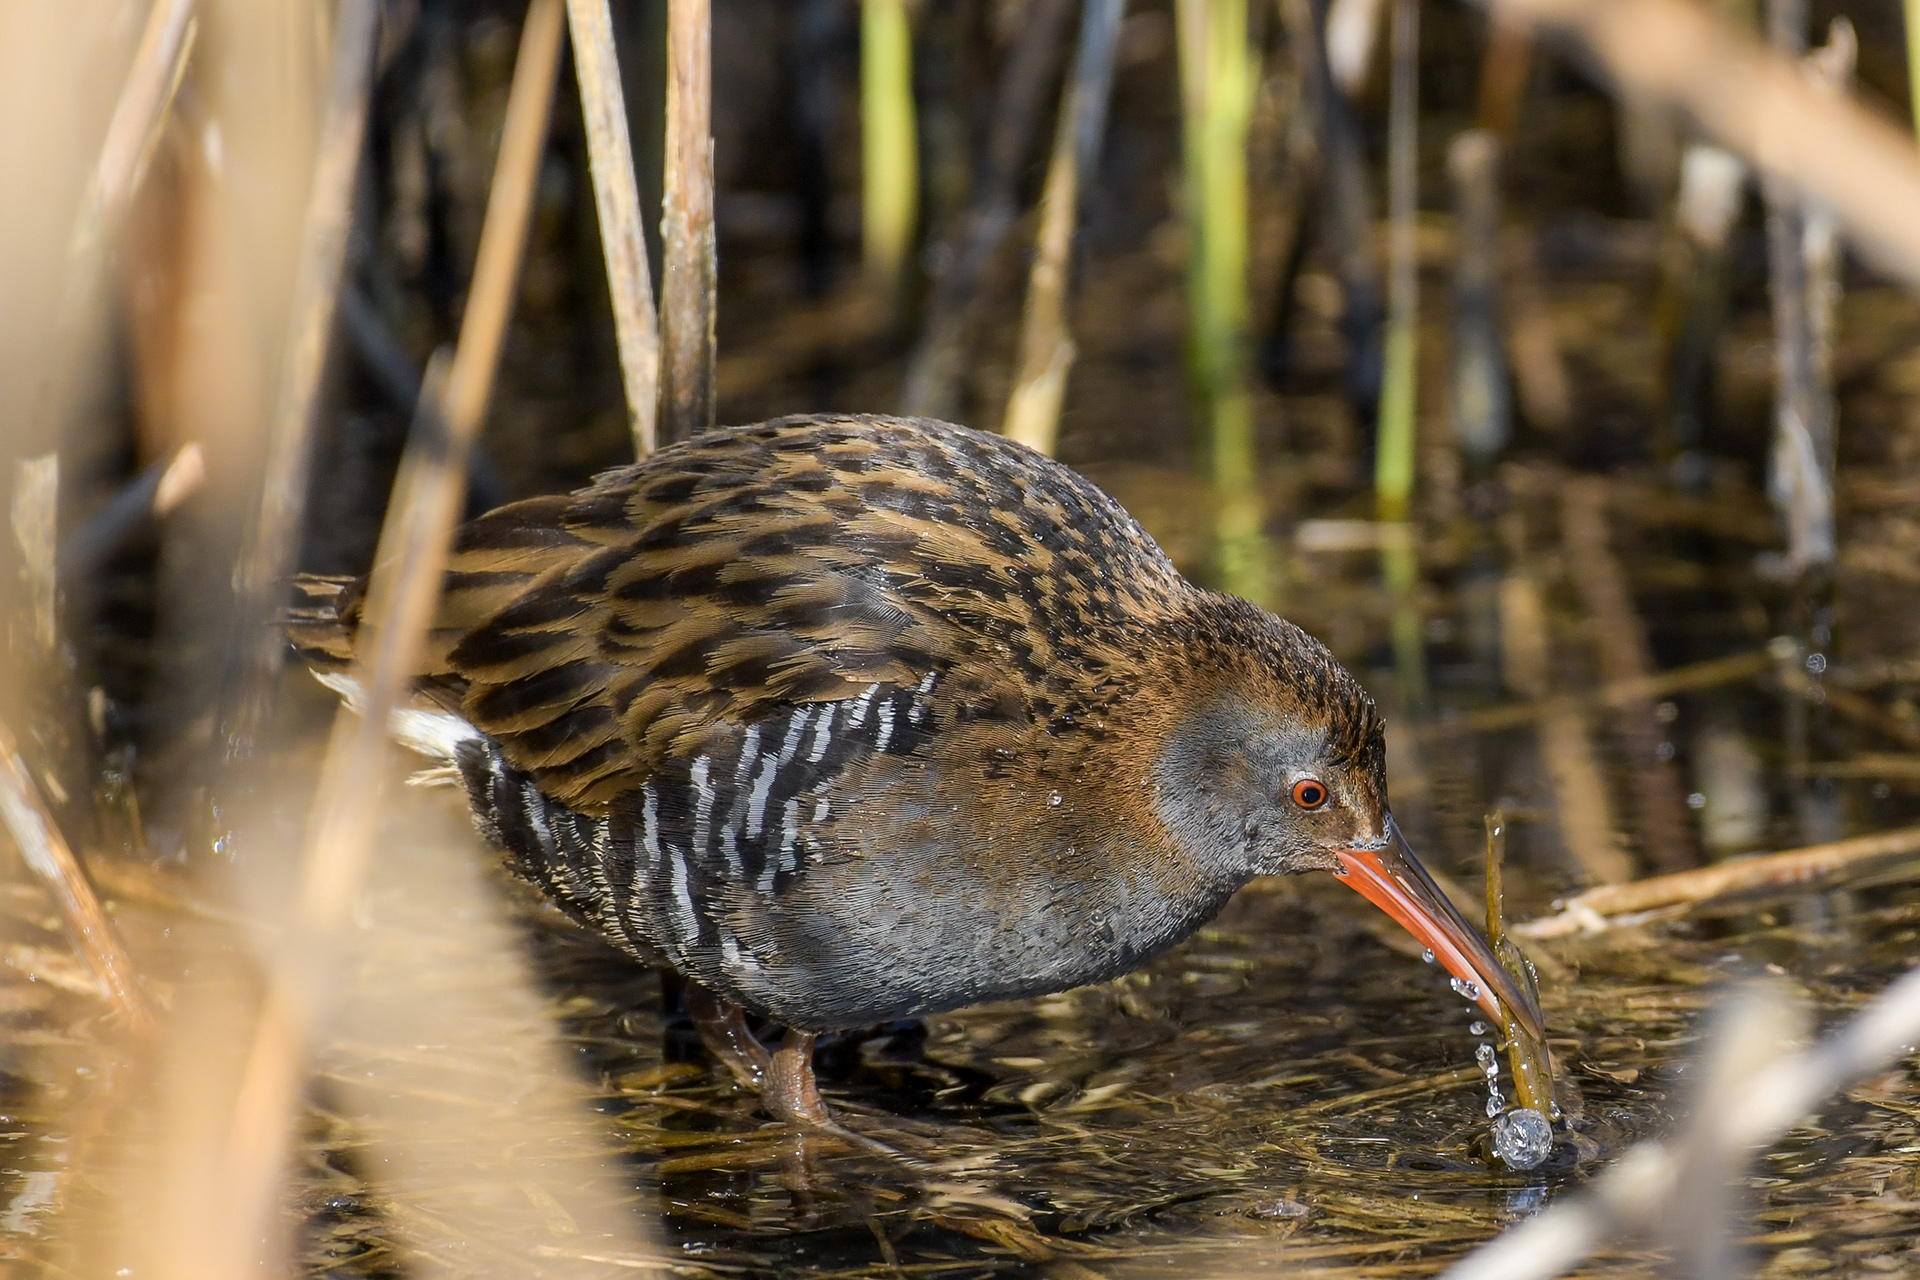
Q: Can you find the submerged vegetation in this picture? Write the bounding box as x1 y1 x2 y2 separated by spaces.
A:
6 0 1920 1276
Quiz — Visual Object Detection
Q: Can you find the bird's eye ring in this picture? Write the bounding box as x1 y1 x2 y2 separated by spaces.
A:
1290 778 1329 810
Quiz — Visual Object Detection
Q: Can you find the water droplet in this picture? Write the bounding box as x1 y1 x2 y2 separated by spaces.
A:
1451 977 1480 1001
1047 790 1063 807
1492 1107 1553 1169
1476 1043 1495 1065
1469 1021 1488 1036
1485 1090 1506 1117
1422 948 1435 964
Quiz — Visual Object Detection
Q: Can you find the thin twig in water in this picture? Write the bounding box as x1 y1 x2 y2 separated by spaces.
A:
0 717 153 1036
1514 823 1920 938
1002 0 1127 455
567 0 661 458
659 0 716 441
221 0 384 756
219 1 565 1268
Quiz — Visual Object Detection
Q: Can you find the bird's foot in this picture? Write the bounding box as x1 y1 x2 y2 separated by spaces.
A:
686 982 772 1090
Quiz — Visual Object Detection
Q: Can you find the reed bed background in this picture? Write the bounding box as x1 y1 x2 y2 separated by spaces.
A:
10 0 1920 1277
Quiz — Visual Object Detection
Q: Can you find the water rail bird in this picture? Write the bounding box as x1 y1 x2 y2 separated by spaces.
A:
291 414 1544 1129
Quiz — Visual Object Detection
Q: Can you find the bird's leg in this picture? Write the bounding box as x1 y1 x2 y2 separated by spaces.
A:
685 982 771 1089
765 1029 830 1127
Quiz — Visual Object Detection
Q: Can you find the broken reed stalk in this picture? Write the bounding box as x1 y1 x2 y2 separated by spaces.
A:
659 0 716 441
567 0 662 458
219 1 565 1266
860 0 918 299
1483 812 1551 1117
1560 479 1697 872
1002 0 1127 456
1175 0 1265 603
1448 130 1509 471
1514 822 1920 938
0 717 153 1035
1479 0 1920 293
1442 964 1920 1280
1379 0 1426 711
222 0 384 756
1760 0 1835 578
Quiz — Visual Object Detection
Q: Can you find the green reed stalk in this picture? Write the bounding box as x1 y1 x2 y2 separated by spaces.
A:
1377 0 1419 525
862 0 918 296
1175 0 1265 603
1380 0 1427 714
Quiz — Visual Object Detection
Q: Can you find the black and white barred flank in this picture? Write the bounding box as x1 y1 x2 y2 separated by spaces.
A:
358 669 943 988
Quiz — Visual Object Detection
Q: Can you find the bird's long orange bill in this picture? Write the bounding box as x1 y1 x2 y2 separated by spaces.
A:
1335 819 1545 1041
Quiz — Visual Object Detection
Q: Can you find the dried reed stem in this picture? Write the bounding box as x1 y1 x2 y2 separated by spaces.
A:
1002 0 1127 456
861 0 918 295
222 0 383 754
659 0 716 441
87 0 197 238
1515 823 1920 938
0 717 152 1035
220 0 565 1264
1482 0 1920 290
568 0 662 458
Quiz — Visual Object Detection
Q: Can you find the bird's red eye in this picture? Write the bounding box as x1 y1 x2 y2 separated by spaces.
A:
1291 778 1329 810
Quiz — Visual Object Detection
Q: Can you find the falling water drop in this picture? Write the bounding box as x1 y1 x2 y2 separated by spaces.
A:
1469 1021 1488 1036
1047 790 1063 807
1422 948 1435 964
1484 1089 1506 1117
1476 1043 1495 1066
1451 977 1480 1001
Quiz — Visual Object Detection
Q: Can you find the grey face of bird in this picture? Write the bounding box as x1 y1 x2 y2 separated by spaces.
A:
1151 697 1385 880
1153 697 1546 1043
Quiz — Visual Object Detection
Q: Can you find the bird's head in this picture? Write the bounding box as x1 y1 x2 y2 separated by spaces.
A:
1149 595 1545 1041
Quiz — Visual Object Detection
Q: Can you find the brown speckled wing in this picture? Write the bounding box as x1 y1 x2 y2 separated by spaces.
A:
408 415 1188 813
